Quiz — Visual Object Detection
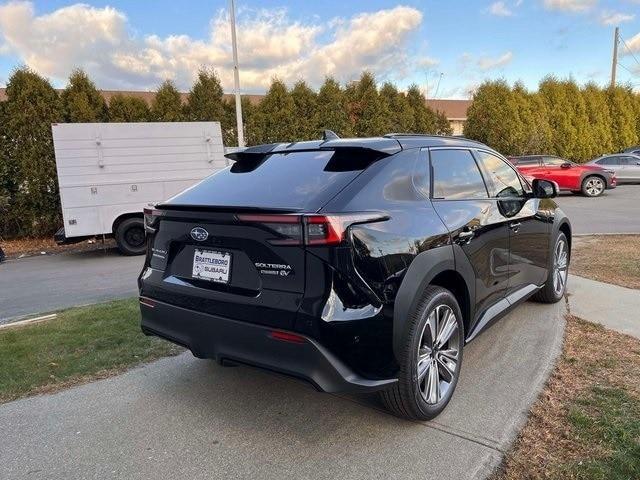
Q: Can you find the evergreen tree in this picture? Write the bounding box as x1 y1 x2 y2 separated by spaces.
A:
350 72 389 137
3 68 62 237
561 79 591 162
314 77 350 137
61 69 108 122
464 80 521 154
406 85 436 133
290 80 318 140
108 94 151 122
251 79 295 144
581 83 613 160
0 100 12 238
538 76 581 159
379 83 413 133
185 68 225 121
434 110 453 135
511 82 552 155
607 85 639 152
151 80 183 121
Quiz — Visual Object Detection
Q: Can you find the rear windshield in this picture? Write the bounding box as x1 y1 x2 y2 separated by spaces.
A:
164 150 364 211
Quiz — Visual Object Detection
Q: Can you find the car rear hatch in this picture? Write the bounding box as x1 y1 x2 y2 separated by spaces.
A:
140 140 401 330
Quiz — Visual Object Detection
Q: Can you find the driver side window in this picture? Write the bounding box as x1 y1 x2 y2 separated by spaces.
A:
475 151 524 198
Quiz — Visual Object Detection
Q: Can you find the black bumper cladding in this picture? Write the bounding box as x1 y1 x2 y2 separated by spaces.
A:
139 298 397 394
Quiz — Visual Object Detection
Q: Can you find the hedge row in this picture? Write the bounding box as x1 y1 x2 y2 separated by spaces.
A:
0 68 450 239
464 78 640 162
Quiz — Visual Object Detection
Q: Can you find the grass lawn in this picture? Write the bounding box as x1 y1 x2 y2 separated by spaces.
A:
0 298 182 403
495 316 640 479
571 235 640 290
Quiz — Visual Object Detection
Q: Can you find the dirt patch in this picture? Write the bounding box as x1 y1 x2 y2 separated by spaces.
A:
571 235 640 290
494 316 640 479
0 236 117 259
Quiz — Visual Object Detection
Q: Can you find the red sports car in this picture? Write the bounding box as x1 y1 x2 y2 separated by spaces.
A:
508 155 616 197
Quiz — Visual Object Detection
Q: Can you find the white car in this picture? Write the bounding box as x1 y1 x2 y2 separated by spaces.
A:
587 154 640 184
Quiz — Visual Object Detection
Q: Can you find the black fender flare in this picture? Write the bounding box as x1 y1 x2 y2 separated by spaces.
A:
392 245 474 359
551 209 572 256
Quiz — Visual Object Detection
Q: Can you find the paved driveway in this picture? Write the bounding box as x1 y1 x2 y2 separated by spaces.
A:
0 300 565 480
554 185 640 234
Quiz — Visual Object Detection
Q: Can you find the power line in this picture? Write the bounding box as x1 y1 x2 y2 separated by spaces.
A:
620 36 640 69
616 61 637 77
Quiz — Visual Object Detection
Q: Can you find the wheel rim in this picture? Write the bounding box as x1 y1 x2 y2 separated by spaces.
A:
416 305 460 405
585 178 604 196
553 237 568 296
125 226 145 248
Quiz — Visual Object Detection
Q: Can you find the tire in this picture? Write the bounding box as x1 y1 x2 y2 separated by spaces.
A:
115 217 146 256
581 176 605 197
380 286 464 420
532 232 569 303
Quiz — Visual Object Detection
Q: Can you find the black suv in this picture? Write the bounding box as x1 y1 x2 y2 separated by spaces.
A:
139 134 571 420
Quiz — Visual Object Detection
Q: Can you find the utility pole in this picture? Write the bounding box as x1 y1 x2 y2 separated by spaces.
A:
229 0 244 147
610 26 619 88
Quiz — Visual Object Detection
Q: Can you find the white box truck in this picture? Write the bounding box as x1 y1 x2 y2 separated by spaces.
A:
52 122 227 255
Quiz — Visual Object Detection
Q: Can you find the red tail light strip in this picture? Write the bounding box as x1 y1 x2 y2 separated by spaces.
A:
268 330 307 344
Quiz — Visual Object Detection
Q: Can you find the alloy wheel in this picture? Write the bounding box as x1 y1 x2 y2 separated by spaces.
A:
584 177 604 196
416 305 460 405
553 237 568 297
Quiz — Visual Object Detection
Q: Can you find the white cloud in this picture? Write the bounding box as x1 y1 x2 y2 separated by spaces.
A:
0 2 425 92
488 1 514 16
478 51 514 70
624 32 640 54
599 10 635 26
543 0 597 13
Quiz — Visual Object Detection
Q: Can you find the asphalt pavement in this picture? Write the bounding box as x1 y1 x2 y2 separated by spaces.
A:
553 185 640 235
0 248 143 324
0 300 565 480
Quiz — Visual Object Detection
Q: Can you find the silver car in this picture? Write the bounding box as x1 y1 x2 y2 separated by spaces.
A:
588 154 640 184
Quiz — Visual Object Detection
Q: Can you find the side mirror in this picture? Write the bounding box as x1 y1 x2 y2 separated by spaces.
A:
560 162 572 169
532 178 558 199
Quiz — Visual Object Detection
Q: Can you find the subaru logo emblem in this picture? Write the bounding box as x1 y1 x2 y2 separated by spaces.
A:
190 227 208 242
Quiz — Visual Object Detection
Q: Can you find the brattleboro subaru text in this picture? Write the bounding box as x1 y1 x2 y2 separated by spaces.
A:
138 133 570 420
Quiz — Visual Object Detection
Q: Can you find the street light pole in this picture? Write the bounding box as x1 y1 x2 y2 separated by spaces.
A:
229 0 244 147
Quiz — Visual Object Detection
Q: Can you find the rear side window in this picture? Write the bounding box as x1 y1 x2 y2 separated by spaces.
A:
431 149 488 200
165 150 364 211
543 157 567 166
597 157 618 165
475 151 524 198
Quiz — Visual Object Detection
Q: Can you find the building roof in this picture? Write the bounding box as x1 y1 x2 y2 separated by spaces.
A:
0 88 471 120
426 99 471 120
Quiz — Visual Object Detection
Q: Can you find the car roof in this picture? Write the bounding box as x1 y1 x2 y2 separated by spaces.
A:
225 134 496 162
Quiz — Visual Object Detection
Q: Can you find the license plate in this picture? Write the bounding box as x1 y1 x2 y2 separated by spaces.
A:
192 249 232 284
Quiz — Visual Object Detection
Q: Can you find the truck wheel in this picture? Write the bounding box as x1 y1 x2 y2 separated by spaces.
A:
115 217 146 256
380 286 464 420
581 176 605 197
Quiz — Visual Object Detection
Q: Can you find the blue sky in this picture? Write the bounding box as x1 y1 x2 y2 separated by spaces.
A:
0 0 638 98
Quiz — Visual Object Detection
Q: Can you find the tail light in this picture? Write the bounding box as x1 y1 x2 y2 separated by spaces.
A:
143 207 160 234
236 212 388 246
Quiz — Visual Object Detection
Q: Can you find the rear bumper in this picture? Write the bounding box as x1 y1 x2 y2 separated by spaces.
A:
139 297 397 393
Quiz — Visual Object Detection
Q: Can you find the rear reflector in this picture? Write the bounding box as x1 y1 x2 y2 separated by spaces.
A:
268 330 307 344
139 297 156 308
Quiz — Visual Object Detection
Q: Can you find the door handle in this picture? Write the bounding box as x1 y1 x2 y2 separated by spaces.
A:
509 221 521 232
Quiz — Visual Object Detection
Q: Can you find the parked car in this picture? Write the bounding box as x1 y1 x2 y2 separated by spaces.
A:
623 145 640 156
139 134 571 420
586 153 640 184
508 155 616 197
